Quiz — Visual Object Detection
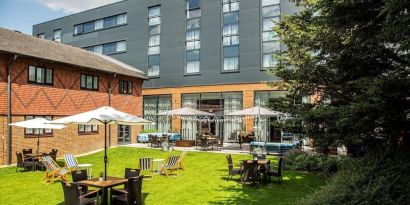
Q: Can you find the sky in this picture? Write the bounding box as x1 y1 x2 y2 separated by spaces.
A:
0 0 122 35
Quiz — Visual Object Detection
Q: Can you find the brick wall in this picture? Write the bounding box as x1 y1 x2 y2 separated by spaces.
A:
0 54 143 164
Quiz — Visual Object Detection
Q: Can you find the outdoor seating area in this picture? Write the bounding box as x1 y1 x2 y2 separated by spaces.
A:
15 148 59 172
1 147 325 204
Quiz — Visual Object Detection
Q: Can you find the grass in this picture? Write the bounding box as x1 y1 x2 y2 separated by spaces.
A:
0 147 325 205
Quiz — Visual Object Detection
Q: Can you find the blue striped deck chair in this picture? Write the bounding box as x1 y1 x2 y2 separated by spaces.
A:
139 158 153 178
64 154 79 171
161 155 180 176
42 155 69 184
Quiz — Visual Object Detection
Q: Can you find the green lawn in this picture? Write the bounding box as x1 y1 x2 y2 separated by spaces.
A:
0 147 325 205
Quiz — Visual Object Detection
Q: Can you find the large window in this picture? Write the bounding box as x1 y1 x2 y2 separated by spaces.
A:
147 6 161 77
185 0 201 74
223 0 239 71
25 116 53 135
74 13 127 35
28 65 53 85
119 80 133 94
143 95 172 132
80 74 98 90
261 0 280 70
78 124 98 134
83 40 126 55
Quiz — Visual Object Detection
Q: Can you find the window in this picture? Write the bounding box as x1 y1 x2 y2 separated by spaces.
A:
223 1 239 71
148 5 161 77
80 74 98 90
74 13 127 35
28 65 53 85
185 0 201 74
25 116 53 135
37 33 45 39
83 41 127 55
261 0 280 69
53 29 61 42
119 80 133 94
223 0 239 12
78 124 98 134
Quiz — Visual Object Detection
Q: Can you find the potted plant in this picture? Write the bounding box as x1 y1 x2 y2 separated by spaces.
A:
98 172 104 181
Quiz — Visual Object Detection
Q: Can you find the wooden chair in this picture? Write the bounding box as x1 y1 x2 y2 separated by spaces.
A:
267 158 283 184
112 176 144 205
177 151 188 170
42 155 69 184
61 181 97 205
226 155 241 179
161 155 180 176
138 158 153 178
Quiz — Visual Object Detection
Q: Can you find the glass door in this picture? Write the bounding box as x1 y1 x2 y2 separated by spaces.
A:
118 125 131 144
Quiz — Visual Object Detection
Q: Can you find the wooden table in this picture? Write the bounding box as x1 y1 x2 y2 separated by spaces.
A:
78 176 127 205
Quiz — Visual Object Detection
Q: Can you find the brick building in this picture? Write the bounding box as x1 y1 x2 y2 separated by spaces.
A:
0 28 146 165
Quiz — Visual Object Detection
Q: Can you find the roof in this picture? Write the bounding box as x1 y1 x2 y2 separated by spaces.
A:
0 27 147 79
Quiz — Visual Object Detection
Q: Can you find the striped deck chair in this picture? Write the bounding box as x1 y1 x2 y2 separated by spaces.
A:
161 155 180 176
42 155 69 184
177 151 188 170
138 158 153 178
64 154 79 171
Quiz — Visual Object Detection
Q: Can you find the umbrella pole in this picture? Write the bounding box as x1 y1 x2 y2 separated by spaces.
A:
104 122 108 181
37 136 40 154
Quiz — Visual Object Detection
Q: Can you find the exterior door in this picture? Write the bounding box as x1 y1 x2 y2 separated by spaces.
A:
118 125 131 143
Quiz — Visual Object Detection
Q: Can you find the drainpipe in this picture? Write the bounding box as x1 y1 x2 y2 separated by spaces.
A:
107 73 117 147
6 54 18 165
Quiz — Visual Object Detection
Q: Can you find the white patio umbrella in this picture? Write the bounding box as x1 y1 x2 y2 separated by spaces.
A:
157 107 215 140
225 106 283 141
51 106 152 180
9 118 66 154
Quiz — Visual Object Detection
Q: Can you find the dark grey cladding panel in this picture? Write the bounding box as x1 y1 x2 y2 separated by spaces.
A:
33 0 298 89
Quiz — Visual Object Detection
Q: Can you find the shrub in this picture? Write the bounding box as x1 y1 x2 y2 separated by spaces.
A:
298 148 410 205
285 150 344 175
141 129 159 133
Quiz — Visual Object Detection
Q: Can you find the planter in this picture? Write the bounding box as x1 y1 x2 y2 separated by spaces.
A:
175 140 195 147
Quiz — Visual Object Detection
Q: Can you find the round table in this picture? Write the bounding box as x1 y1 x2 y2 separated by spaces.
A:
153 159 164 174
78 164 93 179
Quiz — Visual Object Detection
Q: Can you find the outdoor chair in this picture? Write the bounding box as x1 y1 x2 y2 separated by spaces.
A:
200 138 210 151
216 136 224 151
177 151 188 170
64 154 80 171
61 181 97 205
161 155 180 176
112 168 141 195
267 158 283 184
15 152 35 171
112 176 144 205
42 155 69 184
226 155 241 179
22 148 34 162
49 149 58 161
71 169 100 197
241 160 260 188
138 158 153 178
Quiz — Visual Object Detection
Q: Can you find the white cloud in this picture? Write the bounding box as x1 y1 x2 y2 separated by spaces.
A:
35 0 123 14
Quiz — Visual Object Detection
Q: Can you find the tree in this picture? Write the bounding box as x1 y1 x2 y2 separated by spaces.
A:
269 0 410 154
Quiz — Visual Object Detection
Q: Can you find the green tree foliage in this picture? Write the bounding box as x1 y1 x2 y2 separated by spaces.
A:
269 0 410 153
